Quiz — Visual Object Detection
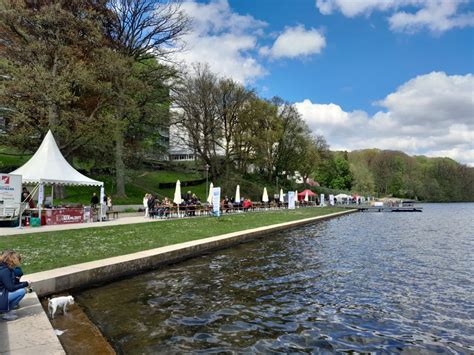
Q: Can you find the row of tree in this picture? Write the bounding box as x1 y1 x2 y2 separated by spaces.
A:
172 64 332 185
0 0 341 196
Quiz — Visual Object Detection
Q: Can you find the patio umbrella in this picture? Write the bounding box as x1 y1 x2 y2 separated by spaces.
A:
304 190 309 202
173 180 182 216
173 180 182 205
279 188 284 202
207 182 214 204
262 187 269 202
235 185 240 203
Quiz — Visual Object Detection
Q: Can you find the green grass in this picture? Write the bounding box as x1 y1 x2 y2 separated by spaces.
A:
1 207 347 274
53 170 208 205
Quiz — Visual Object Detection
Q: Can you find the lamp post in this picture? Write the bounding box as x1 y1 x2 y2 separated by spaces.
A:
205 163 210 204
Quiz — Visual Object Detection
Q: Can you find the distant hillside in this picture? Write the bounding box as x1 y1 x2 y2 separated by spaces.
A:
347 149 474 201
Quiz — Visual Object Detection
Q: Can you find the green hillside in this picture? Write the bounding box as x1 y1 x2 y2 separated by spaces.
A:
348 149 474 201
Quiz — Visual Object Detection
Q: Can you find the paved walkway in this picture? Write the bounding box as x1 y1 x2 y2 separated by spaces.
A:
0 213 156 237
0 293 65 354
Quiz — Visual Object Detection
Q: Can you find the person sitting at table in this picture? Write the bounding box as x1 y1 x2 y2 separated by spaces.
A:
223 196 231 213
243 198 253 212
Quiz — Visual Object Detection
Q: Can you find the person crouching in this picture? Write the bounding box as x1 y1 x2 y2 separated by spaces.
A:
0 251 31 321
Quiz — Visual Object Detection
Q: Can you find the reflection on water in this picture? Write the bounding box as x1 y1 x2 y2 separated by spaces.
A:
76 203 474 353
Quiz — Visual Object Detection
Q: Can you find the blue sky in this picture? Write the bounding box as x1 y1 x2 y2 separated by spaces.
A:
174 0 474 165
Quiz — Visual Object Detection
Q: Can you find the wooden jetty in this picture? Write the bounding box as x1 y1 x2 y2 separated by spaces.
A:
358 206 423 212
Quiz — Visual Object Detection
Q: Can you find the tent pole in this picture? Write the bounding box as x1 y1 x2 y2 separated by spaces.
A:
51 185 54 206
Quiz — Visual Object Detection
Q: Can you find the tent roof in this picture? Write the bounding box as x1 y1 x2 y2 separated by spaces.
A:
9 130 103 186
297 189 317 197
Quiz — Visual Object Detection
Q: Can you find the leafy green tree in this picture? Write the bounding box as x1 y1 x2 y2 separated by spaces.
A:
0 0 115 160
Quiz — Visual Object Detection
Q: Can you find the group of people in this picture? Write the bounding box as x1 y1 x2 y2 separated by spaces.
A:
0 250 31 321
143 191 202 218
221 196 254 212
90 192 113 210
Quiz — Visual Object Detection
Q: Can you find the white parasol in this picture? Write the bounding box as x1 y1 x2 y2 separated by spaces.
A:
173 180 182 205
235 185 240 203
262 187 269 203
207 182 214 204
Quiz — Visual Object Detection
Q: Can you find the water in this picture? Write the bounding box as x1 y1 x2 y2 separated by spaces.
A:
76 203 474 353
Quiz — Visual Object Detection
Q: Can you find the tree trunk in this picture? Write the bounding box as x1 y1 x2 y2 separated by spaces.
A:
53 185 65 200
115 126 127 198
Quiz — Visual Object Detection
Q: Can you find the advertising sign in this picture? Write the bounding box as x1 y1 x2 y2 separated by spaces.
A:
329 194 334 206
320 193 325 206
212 187 221 217
45 208 84 225
288 191 296 209
0 174 22 206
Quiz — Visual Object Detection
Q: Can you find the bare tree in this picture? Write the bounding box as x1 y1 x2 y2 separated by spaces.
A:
109 0 189 60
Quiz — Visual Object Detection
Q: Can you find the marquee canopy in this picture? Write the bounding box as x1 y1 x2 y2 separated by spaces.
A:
10 130 103 186
297 189 317 197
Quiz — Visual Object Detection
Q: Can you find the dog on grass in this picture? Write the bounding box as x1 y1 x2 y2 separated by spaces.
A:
48 296 74 319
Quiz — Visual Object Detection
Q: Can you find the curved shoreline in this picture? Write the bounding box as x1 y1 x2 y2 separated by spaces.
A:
1 209 356 354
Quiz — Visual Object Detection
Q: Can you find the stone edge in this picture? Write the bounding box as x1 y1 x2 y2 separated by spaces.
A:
27 209 356 296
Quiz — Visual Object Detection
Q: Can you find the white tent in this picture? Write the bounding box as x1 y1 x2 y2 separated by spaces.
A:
10 130 103 186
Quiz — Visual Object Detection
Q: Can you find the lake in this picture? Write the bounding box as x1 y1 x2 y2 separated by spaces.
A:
76 203 474 353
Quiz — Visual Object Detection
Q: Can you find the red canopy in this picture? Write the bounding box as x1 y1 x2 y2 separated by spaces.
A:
298 189 317 197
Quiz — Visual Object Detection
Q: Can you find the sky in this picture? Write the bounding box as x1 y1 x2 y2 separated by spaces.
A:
171 0 474 166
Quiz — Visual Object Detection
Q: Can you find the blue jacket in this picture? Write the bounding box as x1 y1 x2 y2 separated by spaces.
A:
0 262 28 312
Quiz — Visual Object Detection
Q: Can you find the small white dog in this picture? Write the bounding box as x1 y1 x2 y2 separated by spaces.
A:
48 296 74 319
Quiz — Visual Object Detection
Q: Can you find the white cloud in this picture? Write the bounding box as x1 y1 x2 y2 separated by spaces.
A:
173 0 267 83
295 72 474 166
315 0 474 33
260 25 326 59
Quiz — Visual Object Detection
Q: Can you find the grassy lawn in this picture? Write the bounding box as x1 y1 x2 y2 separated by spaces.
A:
0 207 348 274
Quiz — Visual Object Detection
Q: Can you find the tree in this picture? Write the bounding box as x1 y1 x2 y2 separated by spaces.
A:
106 0 189 196
213 78 253 179
172 65 222 177
0 0 116 163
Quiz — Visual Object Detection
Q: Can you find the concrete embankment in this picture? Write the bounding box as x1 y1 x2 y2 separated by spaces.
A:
1 209 356 354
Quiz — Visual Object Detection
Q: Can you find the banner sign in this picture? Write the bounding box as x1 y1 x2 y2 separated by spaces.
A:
288 191 296 209
0 174 22 206
38 184 44 206
45 208 84 225
212 187 221 217
320 193 325 206
329 194 334 206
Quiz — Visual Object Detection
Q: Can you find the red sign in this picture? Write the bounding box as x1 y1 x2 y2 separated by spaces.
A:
44 208 84 225
1 176 10 184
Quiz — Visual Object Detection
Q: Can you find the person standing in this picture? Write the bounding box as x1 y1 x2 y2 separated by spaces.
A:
143 193 149 217
0 251 31 321
90 192 99 208
107 196 113 211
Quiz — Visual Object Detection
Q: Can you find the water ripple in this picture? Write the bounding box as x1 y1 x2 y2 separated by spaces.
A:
77 203 474 354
